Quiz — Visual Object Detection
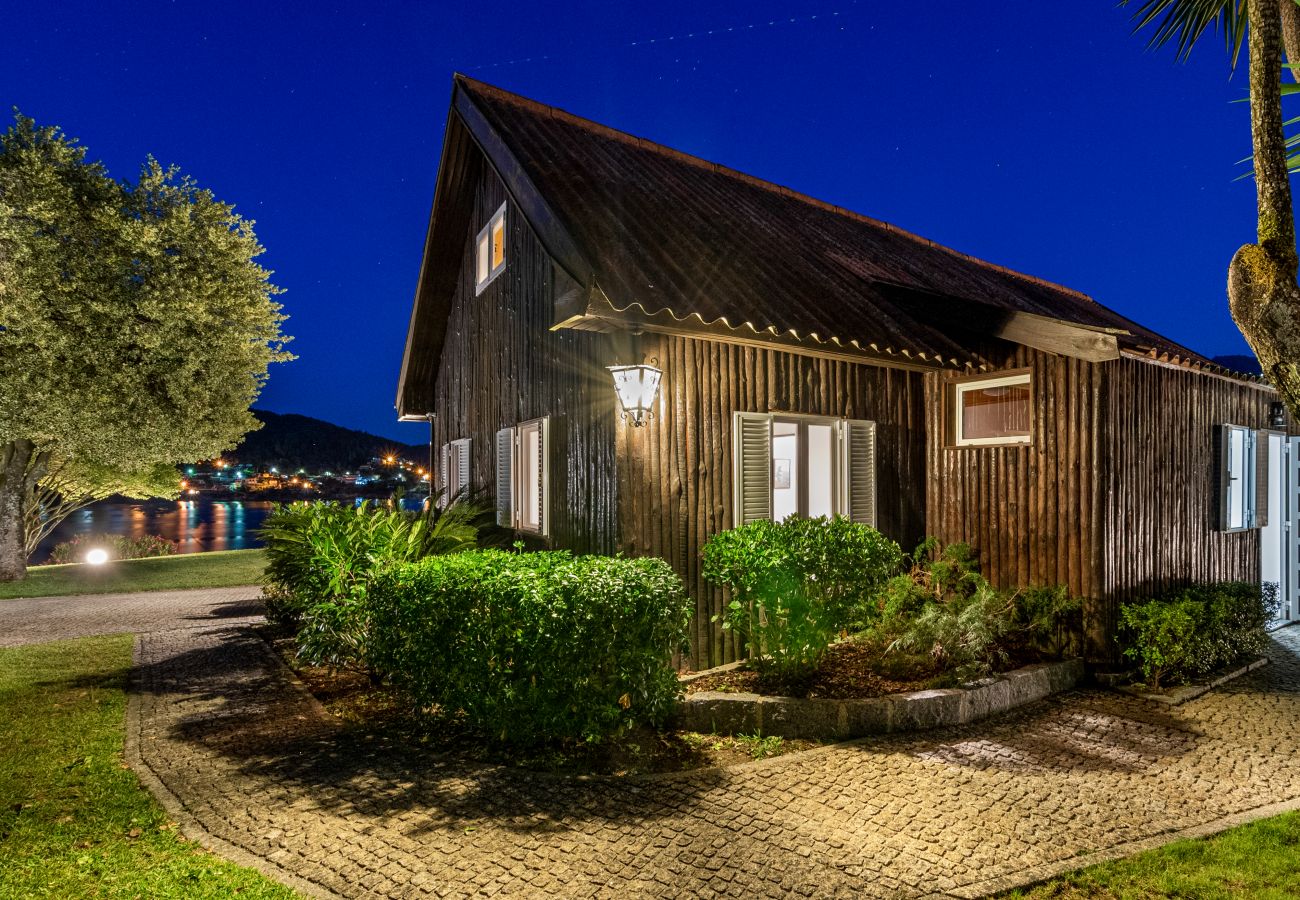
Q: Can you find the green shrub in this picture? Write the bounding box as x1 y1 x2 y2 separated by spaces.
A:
700 516 903 678
1118 598 1200 688
874 540 1079 682
1120 581 1276 688
369 550 692 745
47 532 176 564
257 497 488 671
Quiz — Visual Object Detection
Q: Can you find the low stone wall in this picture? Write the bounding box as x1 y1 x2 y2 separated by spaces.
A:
675 659 1085 740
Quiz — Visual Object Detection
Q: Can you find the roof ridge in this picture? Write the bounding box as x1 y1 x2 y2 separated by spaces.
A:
454 74 1098 307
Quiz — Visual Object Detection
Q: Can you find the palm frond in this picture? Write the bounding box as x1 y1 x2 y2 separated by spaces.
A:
1122 0 1249 67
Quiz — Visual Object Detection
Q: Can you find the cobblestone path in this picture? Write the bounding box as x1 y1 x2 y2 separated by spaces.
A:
126 622 1300 899
0 586 263 648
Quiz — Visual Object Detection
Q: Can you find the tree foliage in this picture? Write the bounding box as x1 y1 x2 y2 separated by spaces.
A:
0 113 292 578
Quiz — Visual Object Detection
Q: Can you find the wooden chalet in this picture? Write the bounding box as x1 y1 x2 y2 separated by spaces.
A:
397 75 1297 665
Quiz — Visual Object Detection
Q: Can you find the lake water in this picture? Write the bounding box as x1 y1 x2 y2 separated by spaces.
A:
34 498 278 563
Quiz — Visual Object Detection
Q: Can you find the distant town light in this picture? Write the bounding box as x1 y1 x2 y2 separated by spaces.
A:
85 548 109 566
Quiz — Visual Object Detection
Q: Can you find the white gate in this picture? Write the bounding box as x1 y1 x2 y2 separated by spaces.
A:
1286 437 1300 622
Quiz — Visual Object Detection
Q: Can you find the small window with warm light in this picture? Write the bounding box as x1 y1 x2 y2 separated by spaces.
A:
475 202 507 294
952 373 1032 446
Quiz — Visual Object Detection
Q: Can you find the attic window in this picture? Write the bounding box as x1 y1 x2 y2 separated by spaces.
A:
475 203 507 294
952 373 1032 446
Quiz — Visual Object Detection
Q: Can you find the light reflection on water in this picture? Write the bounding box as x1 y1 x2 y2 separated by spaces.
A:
34 498 277 563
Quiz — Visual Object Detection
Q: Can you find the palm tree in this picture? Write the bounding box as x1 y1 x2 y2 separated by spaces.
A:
1129 0 1300 416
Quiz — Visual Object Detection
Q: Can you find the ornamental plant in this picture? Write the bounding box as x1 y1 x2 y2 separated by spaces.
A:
369 550 691 745
874 540 1080 682
258 496 489 675
1120 581 1276 688
701 516 903 678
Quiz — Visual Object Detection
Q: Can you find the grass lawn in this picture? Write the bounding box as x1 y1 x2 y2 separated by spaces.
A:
1003 811 1300 898
0 549 266 600
0 635 296 898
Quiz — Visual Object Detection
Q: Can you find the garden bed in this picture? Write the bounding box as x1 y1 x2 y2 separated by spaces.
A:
264 629 821 776
685 639 1000 700
676 657 1084 740
1117 656 1269 706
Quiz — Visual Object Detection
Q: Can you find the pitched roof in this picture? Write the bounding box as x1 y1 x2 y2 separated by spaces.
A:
396 77 1258 415
457 76 1235 372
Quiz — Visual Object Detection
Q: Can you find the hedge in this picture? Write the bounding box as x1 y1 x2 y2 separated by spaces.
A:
1119 581 1276 688
369 550 692 745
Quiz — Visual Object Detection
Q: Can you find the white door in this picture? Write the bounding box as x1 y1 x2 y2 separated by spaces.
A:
1287 437 1300 622
1261 432 1285 620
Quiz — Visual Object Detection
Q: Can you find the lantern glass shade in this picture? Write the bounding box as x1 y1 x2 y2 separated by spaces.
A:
608 364 662 426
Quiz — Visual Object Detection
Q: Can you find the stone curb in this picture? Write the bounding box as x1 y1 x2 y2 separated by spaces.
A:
1117 657 1269 706
928 791 1300 899
675 658 1085 740
123 628 346 900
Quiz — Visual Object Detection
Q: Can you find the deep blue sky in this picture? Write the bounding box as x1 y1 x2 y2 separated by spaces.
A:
9 1 1265 441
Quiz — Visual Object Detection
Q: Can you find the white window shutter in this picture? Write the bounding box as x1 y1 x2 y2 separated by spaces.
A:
452 438 472 497
495 427 513 528
1256 429 1270 529
536 417 550 537
732 412 772 525
843 419 878 527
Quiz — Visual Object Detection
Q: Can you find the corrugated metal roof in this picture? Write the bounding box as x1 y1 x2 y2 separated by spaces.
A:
457 76 1240 376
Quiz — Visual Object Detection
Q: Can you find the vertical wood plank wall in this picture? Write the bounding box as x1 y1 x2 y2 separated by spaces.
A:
432 165 620 554
619 334 928 667
1099 357 1272 643
926 349 1276 659
925 349 1107 652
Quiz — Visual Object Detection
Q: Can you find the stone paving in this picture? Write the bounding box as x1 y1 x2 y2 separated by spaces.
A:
0 585 264 648
124 619 1300 899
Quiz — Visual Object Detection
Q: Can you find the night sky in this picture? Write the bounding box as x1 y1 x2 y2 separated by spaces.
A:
8 2 1266 442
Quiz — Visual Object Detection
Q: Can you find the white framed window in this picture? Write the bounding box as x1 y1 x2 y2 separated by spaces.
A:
1218 424 1268 532
952 373 1032 446
495 416 549 536
439 438 471 502
732 412 876 527
474 202 507 294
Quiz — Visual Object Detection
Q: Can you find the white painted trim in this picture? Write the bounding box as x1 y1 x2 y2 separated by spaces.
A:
953 373 1033 447
473 202 507 295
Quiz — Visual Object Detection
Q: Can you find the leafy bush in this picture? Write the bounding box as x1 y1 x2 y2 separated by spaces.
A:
874 540 1079 682
1120 581 1276 688
369 550 692 745
257 497 488 671
47 532 176 564
701 516 903 678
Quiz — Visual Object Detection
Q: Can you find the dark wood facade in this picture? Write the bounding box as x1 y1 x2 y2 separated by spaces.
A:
618 334 927 666
430 164 620 556
409 76 1284 669
926 349 1277 659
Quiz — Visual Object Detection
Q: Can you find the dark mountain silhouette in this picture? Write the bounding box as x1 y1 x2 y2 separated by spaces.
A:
232 409 426 472
1211 354 1263 376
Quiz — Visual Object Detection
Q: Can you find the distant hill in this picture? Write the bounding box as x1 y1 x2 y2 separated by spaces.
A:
1211 354 1263 376
232 409 425 472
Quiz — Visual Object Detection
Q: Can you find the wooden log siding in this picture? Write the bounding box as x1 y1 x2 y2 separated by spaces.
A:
618 334 928 668
1100 357 1271 625
431 163 619 555
925 350 1104 647
926 349 1275 660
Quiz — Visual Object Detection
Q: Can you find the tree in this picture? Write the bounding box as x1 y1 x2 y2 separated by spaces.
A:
1128 0 1300 415
0 115 292 580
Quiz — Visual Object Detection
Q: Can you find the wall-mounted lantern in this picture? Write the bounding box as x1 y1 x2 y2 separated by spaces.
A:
1270 401 1287 430
608 362 662 427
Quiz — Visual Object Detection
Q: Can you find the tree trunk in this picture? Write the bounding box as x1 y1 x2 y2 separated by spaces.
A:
0 440 50 582
1229 0 1300 417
